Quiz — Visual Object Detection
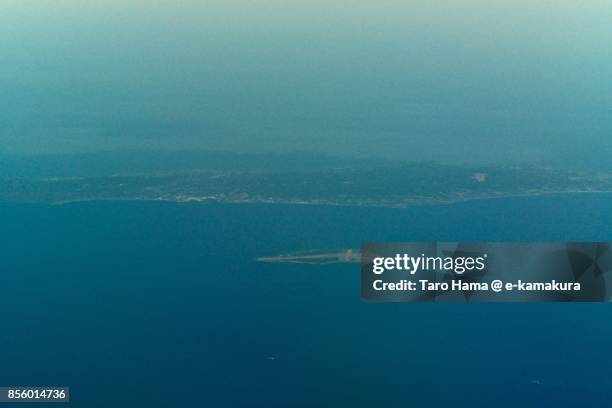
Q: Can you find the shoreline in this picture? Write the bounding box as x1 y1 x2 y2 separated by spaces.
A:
1 190 610 209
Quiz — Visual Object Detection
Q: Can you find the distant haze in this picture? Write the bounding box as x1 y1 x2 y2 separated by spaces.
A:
1 1 610 166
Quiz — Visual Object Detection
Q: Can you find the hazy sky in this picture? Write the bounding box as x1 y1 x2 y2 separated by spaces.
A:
1 0 610 164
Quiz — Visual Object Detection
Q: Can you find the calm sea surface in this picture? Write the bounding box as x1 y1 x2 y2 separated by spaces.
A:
0 194 611 407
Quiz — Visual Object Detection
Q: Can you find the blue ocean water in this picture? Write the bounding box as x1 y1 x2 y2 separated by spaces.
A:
0 194 611 407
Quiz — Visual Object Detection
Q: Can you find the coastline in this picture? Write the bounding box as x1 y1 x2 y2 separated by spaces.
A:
1 189 610 209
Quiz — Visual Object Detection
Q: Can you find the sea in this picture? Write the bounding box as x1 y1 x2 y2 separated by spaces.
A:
0 193 611 407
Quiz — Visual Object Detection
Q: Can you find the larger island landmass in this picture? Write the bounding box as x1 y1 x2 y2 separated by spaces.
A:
1 151 611 207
